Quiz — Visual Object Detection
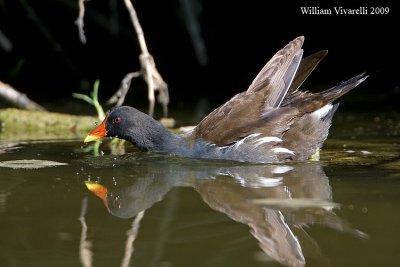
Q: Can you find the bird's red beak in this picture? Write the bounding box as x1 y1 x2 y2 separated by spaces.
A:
84 116 108 143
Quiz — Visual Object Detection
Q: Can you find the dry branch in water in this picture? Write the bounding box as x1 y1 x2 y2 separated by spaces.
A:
0 81 46 111
120 211 145 267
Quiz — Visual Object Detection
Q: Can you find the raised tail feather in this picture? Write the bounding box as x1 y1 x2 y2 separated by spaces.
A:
318 72 369 103
283 72 368 110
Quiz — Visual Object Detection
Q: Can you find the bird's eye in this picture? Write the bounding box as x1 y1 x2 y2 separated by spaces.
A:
113 117 121 124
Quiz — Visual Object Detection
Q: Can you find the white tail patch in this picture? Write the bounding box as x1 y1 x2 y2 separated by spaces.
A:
271 147 295 155
312 104 333 119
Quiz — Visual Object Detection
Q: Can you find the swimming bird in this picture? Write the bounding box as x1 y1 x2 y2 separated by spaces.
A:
84 36 368 163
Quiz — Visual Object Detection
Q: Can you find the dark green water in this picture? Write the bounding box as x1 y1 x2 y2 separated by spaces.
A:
0 112 400 267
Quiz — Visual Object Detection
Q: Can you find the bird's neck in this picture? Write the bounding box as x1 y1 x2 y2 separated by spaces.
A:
124 121 183 154
150 128 184 153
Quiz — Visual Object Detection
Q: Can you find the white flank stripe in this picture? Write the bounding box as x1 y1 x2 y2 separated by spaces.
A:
246 133 262 139
233 133 262 148
312 104 333 119
271 147 295 155
233 138 245 148
254 136 282 147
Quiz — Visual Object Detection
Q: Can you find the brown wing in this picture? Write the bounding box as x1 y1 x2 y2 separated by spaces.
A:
189 36 305 146
247 36 304 107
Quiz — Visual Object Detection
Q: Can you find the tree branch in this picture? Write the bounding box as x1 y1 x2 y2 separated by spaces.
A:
109 0 169 117
74 0 170 117
75 0 87 44
0 81 46 111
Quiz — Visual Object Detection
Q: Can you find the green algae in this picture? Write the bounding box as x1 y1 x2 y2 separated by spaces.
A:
0 108 97 141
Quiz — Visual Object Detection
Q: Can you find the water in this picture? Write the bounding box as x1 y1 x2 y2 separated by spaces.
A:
0 112 400 267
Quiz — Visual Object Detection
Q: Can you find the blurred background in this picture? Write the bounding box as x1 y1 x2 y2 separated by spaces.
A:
0 0 398 117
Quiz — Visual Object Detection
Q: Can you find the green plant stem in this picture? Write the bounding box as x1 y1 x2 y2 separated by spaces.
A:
73 80 106 120
91 80 106 120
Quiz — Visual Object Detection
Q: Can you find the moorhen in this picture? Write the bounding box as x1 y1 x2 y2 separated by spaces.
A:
84 36 367 163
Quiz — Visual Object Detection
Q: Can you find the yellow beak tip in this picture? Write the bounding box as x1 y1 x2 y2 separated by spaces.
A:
84 134 101 143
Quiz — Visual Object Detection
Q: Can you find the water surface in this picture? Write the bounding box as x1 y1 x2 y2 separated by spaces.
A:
0 112 399 267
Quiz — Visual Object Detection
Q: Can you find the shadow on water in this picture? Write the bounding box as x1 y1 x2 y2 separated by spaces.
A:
79 151 367 267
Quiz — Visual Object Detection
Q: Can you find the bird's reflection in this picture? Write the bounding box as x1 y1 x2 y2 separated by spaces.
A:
81 153 366 267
